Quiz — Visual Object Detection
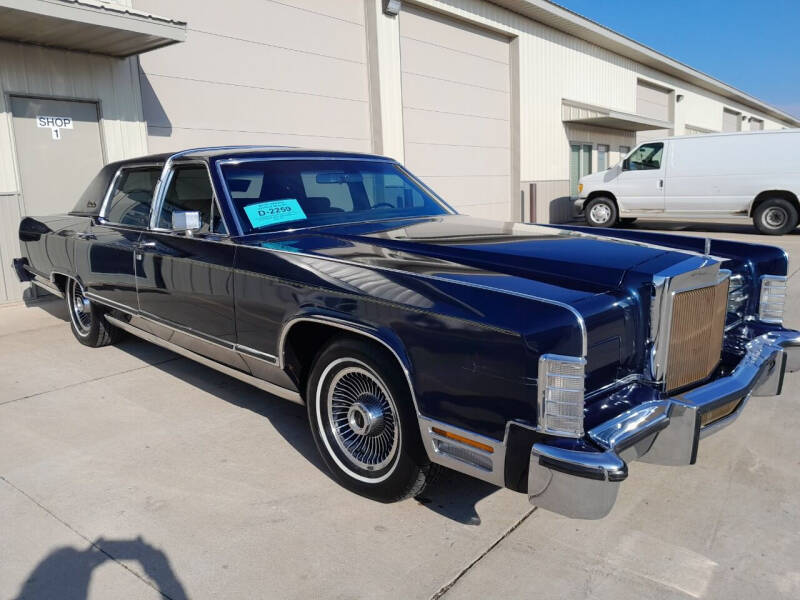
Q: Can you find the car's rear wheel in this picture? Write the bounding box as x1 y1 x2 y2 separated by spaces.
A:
584 197 618 227
753 198 799 235
306 337 437 502
65 278 123 347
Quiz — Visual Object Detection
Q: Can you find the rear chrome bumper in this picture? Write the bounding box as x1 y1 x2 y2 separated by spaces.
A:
528 330 800 519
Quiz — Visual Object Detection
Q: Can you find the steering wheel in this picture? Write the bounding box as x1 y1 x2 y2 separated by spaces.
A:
372 202 396 209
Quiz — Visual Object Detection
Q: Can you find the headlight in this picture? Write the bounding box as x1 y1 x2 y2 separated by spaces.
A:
759 275 787 324
726 273 748 320
538 354 586 437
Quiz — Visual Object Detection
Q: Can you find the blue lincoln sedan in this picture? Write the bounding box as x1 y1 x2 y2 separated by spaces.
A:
14 146 799 518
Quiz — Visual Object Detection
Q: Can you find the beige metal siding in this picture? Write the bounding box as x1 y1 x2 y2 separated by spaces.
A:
399 5 512 220
0 40 146 303
134 0 372 153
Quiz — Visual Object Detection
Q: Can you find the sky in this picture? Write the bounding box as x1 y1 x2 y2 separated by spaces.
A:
553 0 800 119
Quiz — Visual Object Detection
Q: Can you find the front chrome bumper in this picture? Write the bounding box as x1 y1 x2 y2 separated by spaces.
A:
528 330 800 519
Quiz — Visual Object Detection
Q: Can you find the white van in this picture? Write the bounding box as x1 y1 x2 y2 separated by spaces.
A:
575 129 800 234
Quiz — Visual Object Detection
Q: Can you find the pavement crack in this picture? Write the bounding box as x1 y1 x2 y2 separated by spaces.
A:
0 357 181 407
0 475 178 600
429 506 537 600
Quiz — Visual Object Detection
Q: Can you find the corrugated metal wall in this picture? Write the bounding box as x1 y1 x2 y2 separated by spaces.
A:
134 0 373 153
0 40 147 303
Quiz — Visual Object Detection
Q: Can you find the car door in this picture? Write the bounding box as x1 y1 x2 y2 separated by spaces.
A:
134 162 240 365
76 164 162 310
612 142 666 213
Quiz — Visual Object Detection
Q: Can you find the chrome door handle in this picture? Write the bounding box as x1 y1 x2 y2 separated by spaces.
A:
658 179 664 189
138 241 157 248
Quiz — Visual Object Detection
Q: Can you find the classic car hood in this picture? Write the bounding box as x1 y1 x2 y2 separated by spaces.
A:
237 215 698 296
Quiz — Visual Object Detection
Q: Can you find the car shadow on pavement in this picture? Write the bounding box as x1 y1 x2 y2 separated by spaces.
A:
13 536 188 600
413 468 499 526
625 220 800 236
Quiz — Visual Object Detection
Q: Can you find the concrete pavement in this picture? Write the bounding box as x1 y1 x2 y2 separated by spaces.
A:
2 221 800 599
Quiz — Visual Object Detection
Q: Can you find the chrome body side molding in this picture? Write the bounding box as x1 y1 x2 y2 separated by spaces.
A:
31 274 63 298
104 314 303 404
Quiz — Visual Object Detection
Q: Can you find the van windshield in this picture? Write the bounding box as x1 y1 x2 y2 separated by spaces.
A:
219 159 450 234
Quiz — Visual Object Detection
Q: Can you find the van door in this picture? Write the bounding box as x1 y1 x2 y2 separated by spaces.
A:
613 142 666 213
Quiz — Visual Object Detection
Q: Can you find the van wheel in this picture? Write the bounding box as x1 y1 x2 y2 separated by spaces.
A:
585 197 618 227
306 337 438 502
753 198 799 235
66 278 123 347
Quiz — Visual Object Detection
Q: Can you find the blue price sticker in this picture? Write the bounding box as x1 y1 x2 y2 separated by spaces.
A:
243 199 307 228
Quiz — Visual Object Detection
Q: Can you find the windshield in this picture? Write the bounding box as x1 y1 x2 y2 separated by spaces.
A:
219 159 451 234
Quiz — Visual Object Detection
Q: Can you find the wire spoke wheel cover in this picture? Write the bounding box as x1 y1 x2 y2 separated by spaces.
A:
319 359 401 481
68 280 92 336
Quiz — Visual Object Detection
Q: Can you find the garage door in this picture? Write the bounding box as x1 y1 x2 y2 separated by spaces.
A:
399 6 512 219
723 109 741 132
636 80 672 143
636 80 670 121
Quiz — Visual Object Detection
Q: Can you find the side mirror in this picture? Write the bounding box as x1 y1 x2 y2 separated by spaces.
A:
172 211 202 231
621 158 630 171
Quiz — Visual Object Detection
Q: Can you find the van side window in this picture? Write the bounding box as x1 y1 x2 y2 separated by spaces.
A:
628 143 663 171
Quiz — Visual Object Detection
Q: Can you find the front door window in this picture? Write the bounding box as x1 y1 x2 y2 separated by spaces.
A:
627 143 664 171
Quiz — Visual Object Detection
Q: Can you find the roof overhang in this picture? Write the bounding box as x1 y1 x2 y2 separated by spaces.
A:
489 0 800 127
562 99 672 131
0 0 186 58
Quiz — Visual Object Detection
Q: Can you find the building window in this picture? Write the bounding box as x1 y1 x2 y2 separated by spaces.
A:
570 143 592 197
597 144 609 171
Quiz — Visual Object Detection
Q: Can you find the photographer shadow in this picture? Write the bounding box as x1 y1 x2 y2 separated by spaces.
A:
14 536 187 600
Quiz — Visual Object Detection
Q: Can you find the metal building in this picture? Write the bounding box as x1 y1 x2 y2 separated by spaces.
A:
1 0 798 303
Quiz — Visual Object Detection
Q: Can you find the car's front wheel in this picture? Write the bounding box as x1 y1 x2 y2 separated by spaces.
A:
584 197 618 227
65 278 123 347
306 337 437 502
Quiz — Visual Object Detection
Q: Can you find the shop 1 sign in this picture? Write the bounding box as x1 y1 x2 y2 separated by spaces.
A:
36 115 74 140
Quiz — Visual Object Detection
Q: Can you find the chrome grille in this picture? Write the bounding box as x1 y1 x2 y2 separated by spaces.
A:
665 278 730 392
